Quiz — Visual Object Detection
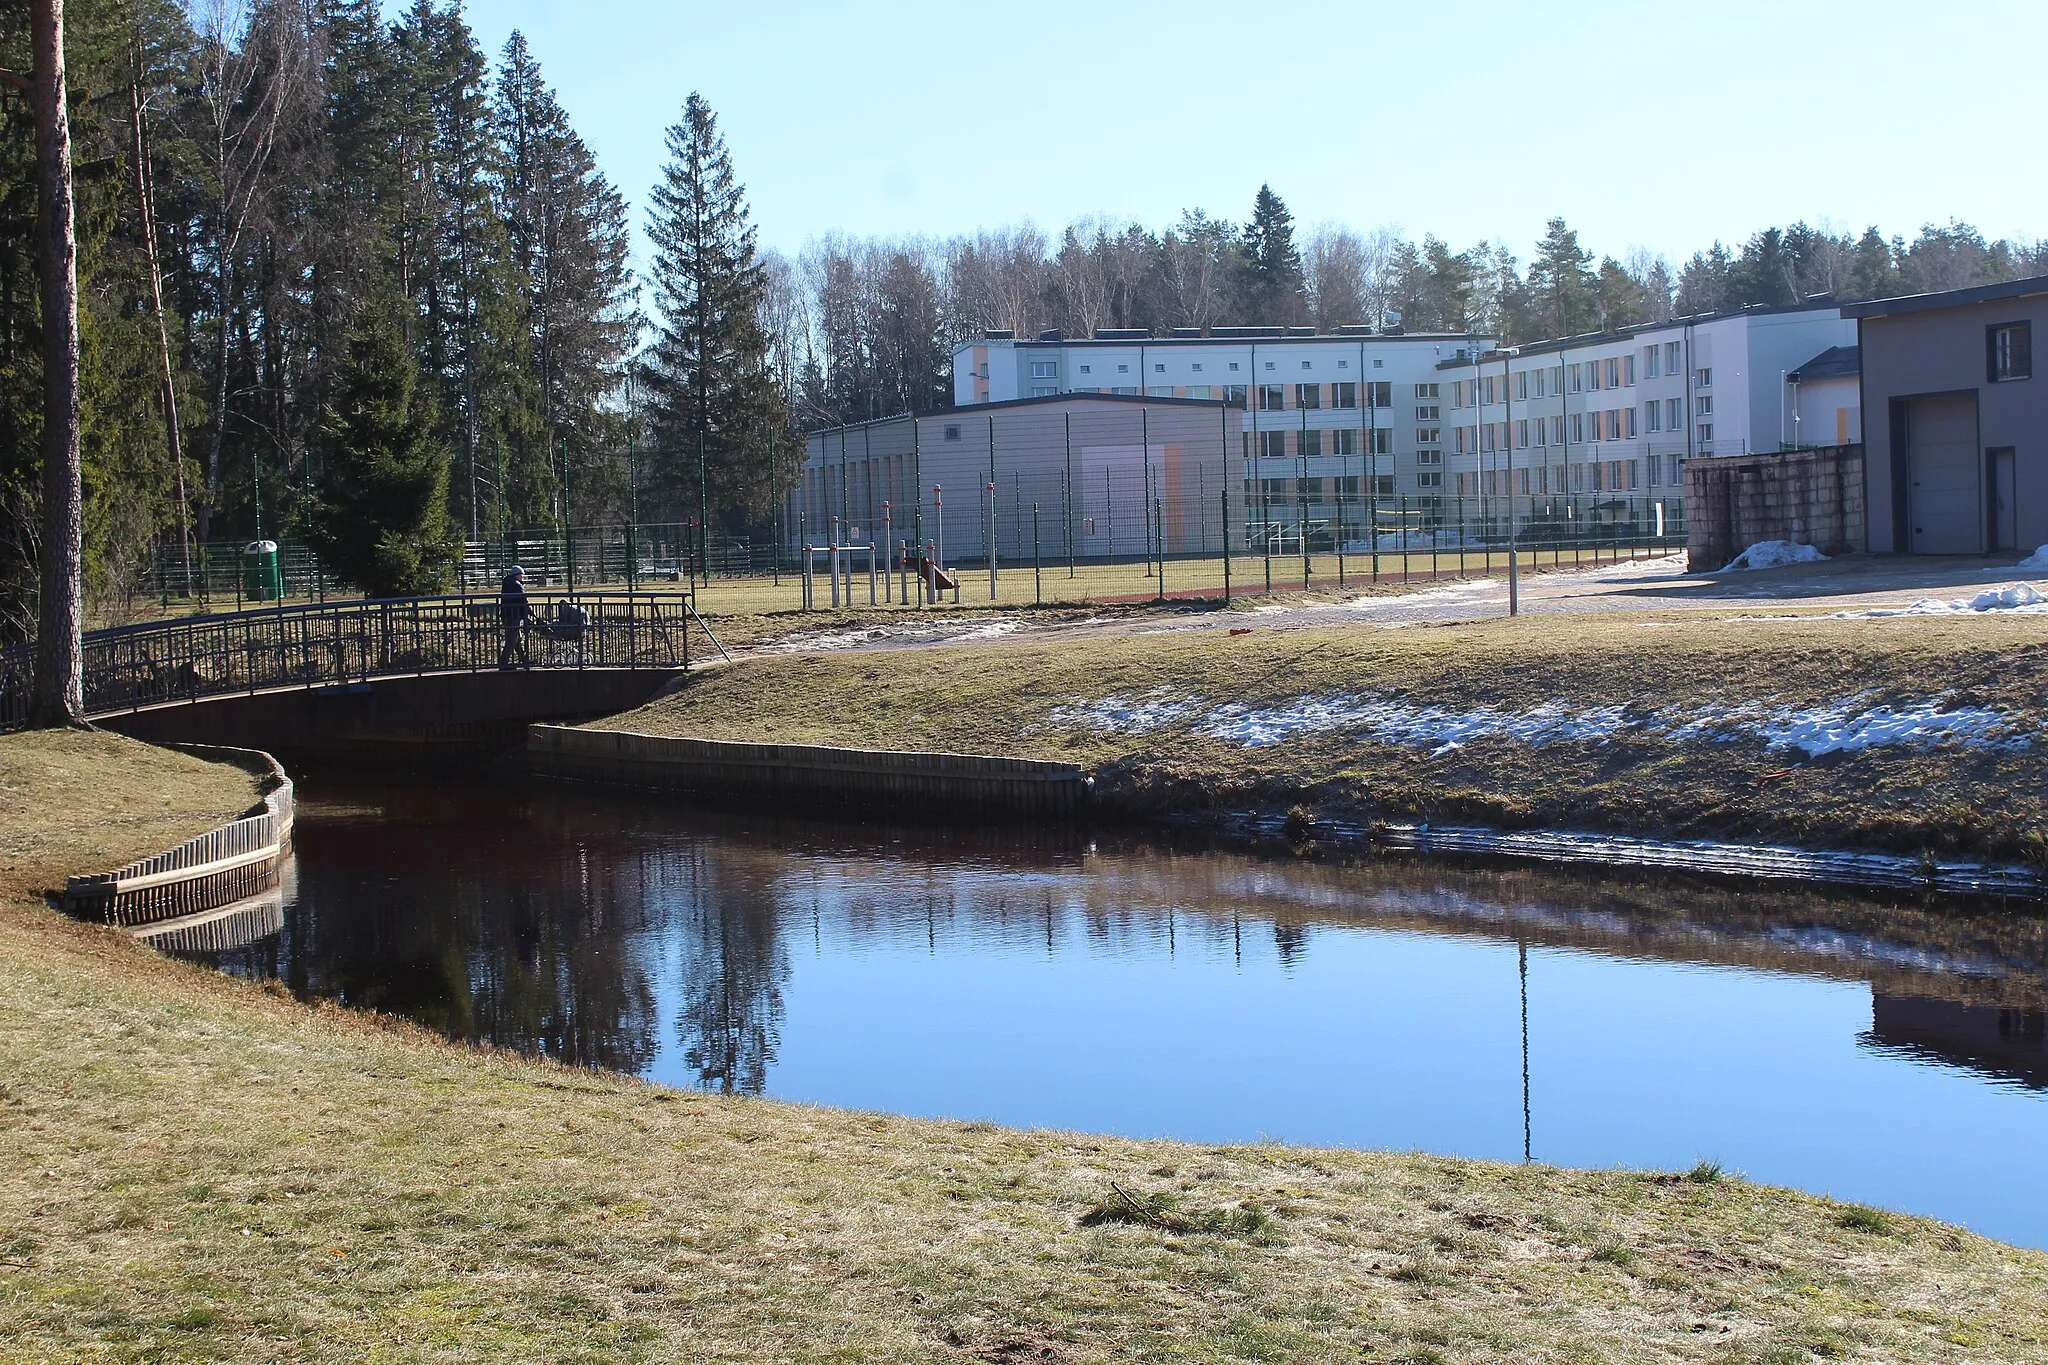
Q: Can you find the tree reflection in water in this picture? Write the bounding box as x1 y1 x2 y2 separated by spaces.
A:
670 845 788 1094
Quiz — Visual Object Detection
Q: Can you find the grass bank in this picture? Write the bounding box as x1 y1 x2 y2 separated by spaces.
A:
604 611 2048 868
7 732 2048 1361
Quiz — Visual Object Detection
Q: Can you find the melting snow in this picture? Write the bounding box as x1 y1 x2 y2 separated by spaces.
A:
1721 540 1828 572
1820 582 2048 618
2018 545 2048 570
1056 689 2033 757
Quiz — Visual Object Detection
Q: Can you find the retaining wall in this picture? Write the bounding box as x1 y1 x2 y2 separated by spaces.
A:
527 724 1085 818
63 746 295 928
1685 444 1865 571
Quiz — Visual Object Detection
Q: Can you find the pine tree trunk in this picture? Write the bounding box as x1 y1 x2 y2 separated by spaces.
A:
29 0 85 727
130 36 193 597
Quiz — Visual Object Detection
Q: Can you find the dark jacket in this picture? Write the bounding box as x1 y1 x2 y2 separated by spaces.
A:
499 575 533 627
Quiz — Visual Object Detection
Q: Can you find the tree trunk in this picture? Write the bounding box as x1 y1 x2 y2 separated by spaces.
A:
130 36 193 597
196 253 229 544
30 0 84 727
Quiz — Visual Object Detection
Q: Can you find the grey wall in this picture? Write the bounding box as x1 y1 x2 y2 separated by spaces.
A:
1861 296 2048 554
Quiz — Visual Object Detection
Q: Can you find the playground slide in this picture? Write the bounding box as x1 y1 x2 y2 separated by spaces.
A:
920 560 960 593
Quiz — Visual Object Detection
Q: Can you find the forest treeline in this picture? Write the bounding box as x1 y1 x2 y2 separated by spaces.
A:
2 0 2043 633
0 0 785 635
784 191 2048 426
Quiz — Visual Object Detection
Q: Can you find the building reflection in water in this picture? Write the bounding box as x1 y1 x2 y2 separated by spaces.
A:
1864 996 2048 1091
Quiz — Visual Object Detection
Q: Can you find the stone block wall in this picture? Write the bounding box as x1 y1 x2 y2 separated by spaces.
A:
1685 444 1865 571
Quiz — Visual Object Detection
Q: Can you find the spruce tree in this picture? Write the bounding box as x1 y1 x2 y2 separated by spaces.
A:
312 307 459 597
1237 185 1305 323
643 92 784 531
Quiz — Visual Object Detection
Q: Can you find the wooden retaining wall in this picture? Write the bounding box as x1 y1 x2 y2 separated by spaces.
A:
527 724 1085 817
63 746 295 928
1685 443 1865 571
127 892 286 954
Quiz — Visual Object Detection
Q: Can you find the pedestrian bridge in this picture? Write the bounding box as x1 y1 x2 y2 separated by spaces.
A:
1 591 704 760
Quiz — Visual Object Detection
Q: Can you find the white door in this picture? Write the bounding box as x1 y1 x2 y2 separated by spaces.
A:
1992 449 2018 552
1906 395 1982 554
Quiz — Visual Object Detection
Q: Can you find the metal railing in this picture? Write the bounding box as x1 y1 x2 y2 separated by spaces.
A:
0 590 695 730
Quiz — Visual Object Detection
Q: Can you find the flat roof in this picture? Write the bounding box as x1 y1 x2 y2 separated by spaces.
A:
808 391 1235 438
1842 274 2048 319
958 331 1486 352
1432 300 1848 369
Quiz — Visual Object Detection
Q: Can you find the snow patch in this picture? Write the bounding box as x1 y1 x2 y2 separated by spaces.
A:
1055 687 2035 758
1721 540 1828 572
2018 545 2048 570
1819 582 2048 618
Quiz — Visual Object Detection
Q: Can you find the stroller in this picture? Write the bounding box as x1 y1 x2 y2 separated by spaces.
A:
528 600 589 667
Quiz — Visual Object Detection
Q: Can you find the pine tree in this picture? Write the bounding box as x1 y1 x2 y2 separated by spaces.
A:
312 307 458 596
643 92 785 531
1526 218 1598 337
1237 185 1305 323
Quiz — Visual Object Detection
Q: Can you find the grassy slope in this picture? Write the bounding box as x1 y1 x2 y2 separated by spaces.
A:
607 612 2048 866
6 735 2048 1362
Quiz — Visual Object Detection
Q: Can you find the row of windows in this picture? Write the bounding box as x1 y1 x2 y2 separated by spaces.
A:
1063 354 1394 380
1451 453 1686 496
1449 357 1713 408
1255 429 1396 457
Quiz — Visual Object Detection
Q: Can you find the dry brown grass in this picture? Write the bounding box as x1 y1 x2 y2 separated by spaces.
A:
5 733 2048 1361
608 611 2048 866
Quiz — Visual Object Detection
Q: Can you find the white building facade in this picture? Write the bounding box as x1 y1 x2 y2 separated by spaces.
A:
1430 304 1856 512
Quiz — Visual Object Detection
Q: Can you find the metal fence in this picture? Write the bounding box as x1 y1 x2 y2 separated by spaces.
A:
1 591 695 730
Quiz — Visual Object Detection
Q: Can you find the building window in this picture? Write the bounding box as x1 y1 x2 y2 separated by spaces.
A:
1369 428 1392 455
1416 426 1440 445
1451 380 1466 409
1696 367 1712 387
1079 364 1091 374
1264 361 1276 370
1417 471 1443 488
1338 359 1350 369
1260 431 1288 458
1030 386 1055 397
1625 407 1637 438
1373 358 1384 368
1666 397 1683 429
1514 418 1529 449
1415 447 1442 466
944 424 961 441
1146 386 1173 398
1644 346 1660 379
1300 360 1312 370
1697 395 1713 417
1666 341 1682 373
1571 413 1585 443
1116 364 1129 374
1298 430 1323 458
1697 422 1714 446
1568 363 1582 393
1549 415 1564 445
1296 383 1321 409
1188 385 1212 399
1514 371 1528 401
1622 354 1635 385
1332 428 1360 455
1192 363 1203 372
1416 404 1440 421
1229 361 1240 371
1668 454 1682 485
1369 382 1391 408
1645 403 1661 433
1223 384 1248 405
1030 360 1057 379
1415 382 1440 399
1259 384 1286 411
1333 382 1358 409
1373 474 1395 495
1260 477 1289 500
1989 322 2032 381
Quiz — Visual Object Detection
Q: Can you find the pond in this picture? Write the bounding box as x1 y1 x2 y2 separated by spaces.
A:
184 772 2048 1250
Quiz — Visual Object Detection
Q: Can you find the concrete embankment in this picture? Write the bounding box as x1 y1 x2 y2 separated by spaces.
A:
526 723 1084 817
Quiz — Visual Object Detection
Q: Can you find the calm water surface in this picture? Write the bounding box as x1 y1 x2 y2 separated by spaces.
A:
188 772 2048 1248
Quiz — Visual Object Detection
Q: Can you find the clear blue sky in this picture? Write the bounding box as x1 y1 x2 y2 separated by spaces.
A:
452 0 2045 265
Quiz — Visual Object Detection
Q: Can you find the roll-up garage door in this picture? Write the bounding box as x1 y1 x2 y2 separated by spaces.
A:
1906 394 1981 554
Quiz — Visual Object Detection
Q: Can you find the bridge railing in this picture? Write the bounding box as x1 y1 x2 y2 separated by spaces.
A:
0 591 693 729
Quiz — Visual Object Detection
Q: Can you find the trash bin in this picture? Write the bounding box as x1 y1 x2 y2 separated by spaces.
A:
242 540 283 601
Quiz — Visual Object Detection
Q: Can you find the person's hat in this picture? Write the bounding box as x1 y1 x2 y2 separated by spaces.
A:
508 565 525 578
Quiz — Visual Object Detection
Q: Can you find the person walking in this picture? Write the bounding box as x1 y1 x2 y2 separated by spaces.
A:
499 565 534 668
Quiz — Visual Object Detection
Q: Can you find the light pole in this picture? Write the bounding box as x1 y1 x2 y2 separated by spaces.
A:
1494 346 1523 616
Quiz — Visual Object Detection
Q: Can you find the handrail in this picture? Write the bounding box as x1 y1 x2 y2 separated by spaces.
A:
1 589 694 731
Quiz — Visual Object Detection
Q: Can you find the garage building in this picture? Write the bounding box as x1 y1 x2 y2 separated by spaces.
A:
1850 276 2047 555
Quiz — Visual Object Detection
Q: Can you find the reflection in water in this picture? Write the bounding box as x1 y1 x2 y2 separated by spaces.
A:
183 771 2048 1248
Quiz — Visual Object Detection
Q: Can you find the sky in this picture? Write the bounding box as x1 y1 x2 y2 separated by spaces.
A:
447 0 2047 267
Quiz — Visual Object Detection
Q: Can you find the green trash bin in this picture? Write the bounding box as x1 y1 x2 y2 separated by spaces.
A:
242 540 283 601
